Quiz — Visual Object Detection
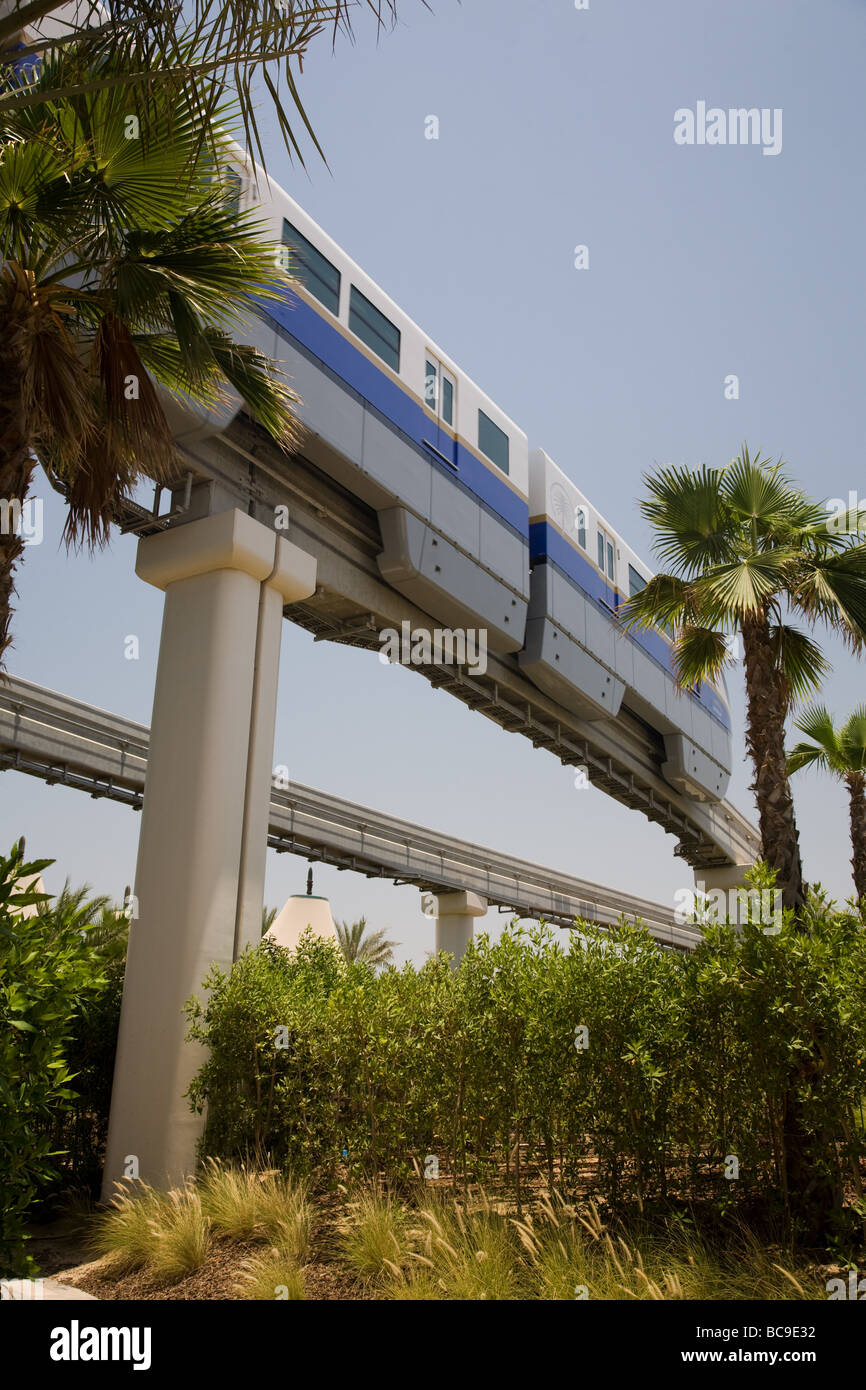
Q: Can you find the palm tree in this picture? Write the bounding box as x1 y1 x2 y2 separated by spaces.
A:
0 2 409 172
0 60 300 662
261 904 278 937
787 705 866 904
34 879 130 961
621 446 866 912
622 447 866 1239
335 916 396 968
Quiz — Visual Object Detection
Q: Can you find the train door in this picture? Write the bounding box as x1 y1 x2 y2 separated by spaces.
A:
596 525 617 609
424 355 457 467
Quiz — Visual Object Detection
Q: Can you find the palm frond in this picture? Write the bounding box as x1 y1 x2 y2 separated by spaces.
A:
692 552 797 620
670 624 729 690
768 624 831 705
788 703 866 779
618 572 691 634
840 705 866 773
2 68 306 570
638 463 732 576
204 328 301 452
786 740 832 777
720 446 818 538
0 1 419 175
794 703 839 749
789 545 866 646
336 916 396 967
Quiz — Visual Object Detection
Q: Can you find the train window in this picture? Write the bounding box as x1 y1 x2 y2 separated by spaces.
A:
222 169 243 217
349 286 401 371
628 565 646 598
281 220 341 316
442 374 454 426
598 527 615 581
203 157 243 215
426 357 456 426
575 507 587 549
478 410 510 474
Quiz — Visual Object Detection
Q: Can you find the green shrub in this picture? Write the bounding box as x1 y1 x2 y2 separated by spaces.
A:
187 882 866 1242
35 888 128 1200
0 843 110 1276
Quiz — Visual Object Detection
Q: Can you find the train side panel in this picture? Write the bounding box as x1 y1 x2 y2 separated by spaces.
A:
224 155 531 653
523 451 732 800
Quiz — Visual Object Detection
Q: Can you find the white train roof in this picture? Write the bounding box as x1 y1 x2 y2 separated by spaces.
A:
227 144 528 453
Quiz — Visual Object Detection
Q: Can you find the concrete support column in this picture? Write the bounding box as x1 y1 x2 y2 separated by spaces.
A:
234 538 314 954
102 510 315 1197
430 890 487 964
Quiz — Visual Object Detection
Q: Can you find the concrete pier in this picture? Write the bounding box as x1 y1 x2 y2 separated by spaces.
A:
102 509 315 1196
430 889 487 964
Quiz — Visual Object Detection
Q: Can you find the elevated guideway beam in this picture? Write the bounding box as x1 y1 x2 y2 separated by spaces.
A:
0 674 703 950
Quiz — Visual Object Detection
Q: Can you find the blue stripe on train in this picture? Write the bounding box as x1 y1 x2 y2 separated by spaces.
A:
529 522 731 732
257 291 529 539
253 292 730 735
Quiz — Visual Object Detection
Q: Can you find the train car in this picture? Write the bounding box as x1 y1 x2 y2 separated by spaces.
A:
520 451 732 801
217 152 531 655
166 152 731 803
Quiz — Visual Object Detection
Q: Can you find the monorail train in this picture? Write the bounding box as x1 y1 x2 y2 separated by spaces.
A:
212 153 732 803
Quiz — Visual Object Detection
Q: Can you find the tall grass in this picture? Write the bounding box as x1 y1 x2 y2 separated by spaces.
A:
372 1188 829 1301
339 1188 411 1281
147 1189 211 1283
236 1251 307 1300
90 1183 173 1274
199 1160 313 1258
91 1182 210 1284
408 1196 523 1300
87 1176 833 1300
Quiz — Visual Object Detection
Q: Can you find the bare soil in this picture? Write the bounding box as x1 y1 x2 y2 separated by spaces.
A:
56 1244 365 1301
46 1191 371 1301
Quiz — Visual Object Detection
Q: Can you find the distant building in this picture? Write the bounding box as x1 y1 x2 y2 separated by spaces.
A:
265 870 337 951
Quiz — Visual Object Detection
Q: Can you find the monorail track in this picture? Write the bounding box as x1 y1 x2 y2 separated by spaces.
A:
0 674 704 950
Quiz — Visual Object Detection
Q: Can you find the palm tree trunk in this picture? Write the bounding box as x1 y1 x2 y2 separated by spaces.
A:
0 430 36 668
845 771 866 904
741 613 805 911
741 614 841 1239
0 282 43 668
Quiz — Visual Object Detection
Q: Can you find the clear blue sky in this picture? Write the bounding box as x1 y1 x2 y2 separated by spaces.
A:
4 0 866 963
